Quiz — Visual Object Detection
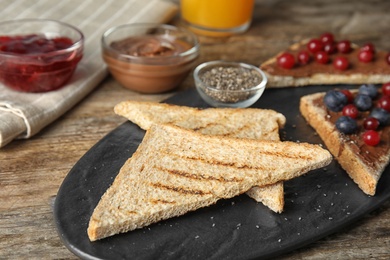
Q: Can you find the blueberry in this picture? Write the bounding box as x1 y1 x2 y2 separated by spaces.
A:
335 116 358 134
354 94 372 111
370 107 390 126
359 84 378 98
323 90 348 112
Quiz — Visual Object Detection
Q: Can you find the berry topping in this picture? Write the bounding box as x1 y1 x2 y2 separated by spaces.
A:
336 116 358 134
363 130 381 146
378 96 390 112
361 43 375 53
323 84 390 148
386 53 390 65
340 89 354 103
333 56 349 70
354 94 372 111
363 117 380 130
323 43 337 54
324 90 348 112
342 104 359 119
277 52 295 69
358 50 374 62
358 84 378 98
297 50 311 65
307 38 323 53
382 82 390 96
315 51 329 64
337 40 352 53
320 32 334 44
370 107 390 126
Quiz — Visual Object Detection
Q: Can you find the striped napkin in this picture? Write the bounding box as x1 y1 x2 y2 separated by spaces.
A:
0 0 178 148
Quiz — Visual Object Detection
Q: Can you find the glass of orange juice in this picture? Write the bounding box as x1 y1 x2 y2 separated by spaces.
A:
180 0 255 37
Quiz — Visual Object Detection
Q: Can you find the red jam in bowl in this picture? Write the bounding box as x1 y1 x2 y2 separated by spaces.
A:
0 34 83 93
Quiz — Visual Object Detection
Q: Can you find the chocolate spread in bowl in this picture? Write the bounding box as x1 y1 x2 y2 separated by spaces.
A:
103 35 198 93
110 36 191 58
261 43 390 77
312 93 390 169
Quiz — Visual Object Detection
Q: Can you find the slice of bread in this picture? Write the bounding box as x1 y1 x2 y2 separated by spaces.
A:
260 40 390 88
114 101 286 212
87 124 332 241
300 91 390 195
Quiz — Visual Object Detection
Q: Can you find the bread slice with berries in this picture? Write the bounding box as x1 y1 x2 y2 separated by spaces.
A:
261 33 390 88
299 85 390 195
114 101 286 213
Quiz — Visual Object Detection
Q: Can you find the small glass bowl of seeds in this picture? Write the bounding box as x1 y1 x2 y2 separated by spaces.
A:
194 60 267 108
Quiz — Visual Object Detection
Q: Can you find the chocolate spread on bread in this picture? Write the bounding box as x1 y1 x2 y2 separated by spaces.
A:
261 46 390 77
312 95 390 168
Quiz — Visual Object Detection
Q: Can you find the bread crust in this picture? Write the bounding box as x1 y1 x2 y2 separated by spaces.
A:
300 92 390 195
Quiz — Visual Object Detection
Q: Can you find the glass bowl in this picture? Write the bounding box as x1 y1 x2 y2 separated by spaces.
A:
0 19 84 93
102 23 199 94
194 61 267 108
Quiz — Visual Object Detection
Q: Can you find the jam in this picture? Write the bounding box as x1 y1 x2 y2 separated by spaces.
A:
0 34 82 92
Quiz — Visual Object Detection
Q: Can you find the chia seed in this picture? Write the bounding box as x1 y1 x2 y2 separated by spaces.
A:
200 66 262 103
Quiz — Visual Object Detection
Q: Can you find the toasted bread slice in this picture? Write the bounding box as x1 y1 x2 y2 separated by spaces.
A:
260 40 390 88
300 91 390 195
88 124 332 241
114 101 286 212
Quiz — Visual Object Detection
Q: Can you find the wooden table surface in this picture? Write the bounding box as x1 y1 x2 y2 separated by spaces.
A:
1 0 390 259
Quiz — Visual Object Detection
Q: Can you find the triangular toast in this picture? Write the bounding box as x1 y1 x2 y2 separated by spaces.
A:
300 90 390 195
87 124 332 241
260 37 390 88
114 101 286 212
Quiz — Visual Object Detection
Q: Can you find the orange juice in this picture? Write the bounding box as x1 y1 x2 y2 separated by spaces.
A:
180 0 254 37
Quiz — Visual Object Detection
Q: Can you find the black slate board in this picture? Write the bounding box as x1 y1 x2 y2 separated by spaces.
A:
54 85 390 260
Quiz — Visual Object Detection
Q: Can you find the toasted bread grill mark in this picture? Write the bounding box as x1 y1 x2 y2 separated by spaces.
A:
170 151 313 169
193 124 248 136
150 199 176 205
150 182 212 196
158 166 243 183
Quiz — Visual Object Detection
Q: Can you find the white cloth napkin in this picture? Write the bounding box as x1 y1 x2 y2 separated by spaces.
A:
0 0 178 147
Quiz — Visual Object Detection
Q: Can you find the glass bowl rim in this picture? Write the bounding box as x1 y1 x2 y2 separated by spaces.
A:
101 23 200 62
194 60 268 93
0 18 84 58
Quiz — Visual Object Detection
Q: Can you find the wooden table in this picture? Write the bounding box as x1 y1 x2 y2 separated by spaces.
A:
1 0 390 259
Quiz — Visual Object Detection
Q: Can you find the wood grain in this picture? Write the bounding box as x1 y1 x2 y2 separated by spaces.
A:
1 0 390 259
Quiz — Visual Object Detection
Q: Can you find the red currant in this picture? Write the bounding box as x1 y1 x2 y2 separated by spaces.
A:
320 32 334 44
340 89 354 103
315 51 329 64
378 96 390 112
277 52 295 69
337 40 352 53
358 50 374 62
342 104 359 118
386 53 390 65
382 82 390 96
363 117 379 130
361 43 375 53
324 43 337 54
297 50 311 65
333 56 349 70
307 38 323 53
363 130 380 146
